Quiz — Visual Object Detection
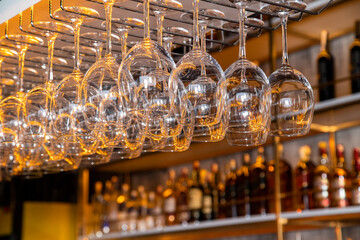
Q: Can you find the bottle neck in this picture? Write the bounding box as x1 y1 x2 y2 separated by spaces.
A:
356 21 360 39
320 30 329 52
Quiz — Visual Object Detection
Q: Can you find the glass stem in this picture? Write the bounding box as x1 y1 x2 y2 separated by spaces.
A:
199 21 207 53
0 58 3 100
156 12 165 46
192 0 200 49
119 29 128 60
73 20 82 72
47 34 56 85
104 1 114 56
280 12 289 66
238 5 246 59
164 37 173 56
17 45 28 94
144 0 150 40
95 42 103 61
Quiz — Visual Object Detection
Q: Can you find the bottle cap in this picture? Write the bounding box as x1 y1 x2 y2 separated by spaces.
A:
336 144 345 159
156 185 163 194
320 30 329 51
258 146 264 154
278 144 283 156
299 145 311 161
229 159 237 170
105 180 112 190
318 141 327 155
95 181 103 193
169 169 176 180
243 153 250 164
211 163 219 173
122 183 129 192
138 185 145 193
193 160 200 169
181 167 189 176
148 191 155 201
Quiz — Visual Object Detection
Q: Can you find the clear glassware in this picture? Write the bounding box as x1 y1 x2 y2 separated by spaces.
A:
80 32 119 61
262 0 314 137
29 56 68 83
117 0 177 155
170 0 227 143
52 7 100 164
223 0 270 146
0 34 44 177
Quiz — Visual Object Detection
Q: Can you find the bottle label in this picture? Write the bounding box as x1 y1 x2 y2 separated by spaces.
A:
164 196 176 213
313 175 330 207
331 177 348 207
188 188 202 210
352 187 360 205
202 195 212 214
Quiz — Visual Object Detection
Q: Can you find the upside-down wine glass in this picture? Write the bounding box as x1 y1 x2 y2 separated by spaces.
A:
170 0 227 143
223 0 270 146
262 0 314 136
52 6 100 164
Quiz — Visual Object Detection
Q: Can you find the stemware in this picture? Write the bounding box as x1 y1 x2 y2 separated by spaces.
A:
223 0 270 146
29 56 68 82
262 0 314 136
0 34 44 177
51 6 100 163
81 32 120 61
170 1 227 143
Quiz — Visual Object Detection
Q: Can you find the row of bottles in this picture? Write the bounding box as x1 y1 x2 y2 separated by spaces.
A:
88 143 360 236
318 21 360 101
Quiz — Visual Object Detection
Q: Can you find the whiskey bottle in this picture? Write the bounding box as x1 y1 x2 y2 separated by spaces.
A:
250 147 268 215
176 167 190 224
201 171 213 221
217 173 227 219
127 190 138 232
267 144 293 213
154 185 165 228
91 181 104 236
117 183 129 232
102 180 112 233
351 21 360 93
108 176 119 232
225 159 238 217
146 191 155 229
236 153 251 216
295 145 315 210
351 148 360 205
163 170 177 225
313 142 331 208
318 30 335 101
331 144 349 207
137 185 148 231
189 161 203 222
211 163 220 219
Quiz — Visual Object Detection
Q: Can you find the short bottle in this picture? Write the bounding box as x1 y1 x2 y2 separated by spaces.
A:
267 144 293 213
295 145 315 211
225 159 238 218
313 142 331 208
318 30 335 101
351 21 360 93
331 144 350 208
250 147 268 215
188 161 203 222
351 147 360 205
236 153 251 217
163 170 177 226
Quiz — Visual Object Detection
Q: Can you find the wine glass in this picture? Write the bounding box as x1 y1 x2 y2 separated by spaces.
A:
262 0 314 136
170 1 227 143
29 56 68 83
0 34 44 177
223 0 270 146
80 32 117 61
51 6 100 166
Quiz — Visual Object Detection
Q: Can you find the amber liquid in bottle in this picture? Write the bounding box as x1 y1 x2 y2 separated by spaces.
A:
250 147 268 215
295 145 315 211
217 173 227 219
313 142 331 208
236 153 251 216
331 144 350 208
225 159 238 217
163 170 176 225
211 163 220 219
176 167 190 224
267 144 293 213
201 172 214 221
189 161 203 222
351 148 360 205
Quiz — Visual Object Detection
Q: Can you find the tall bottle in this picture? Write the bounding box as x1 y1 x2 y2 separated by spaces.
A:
318 30 335 101
163 170 177 226
250 147 268 215
127 190 138 232
236 153 251 217
217 171 227 219
137 185 148 231
176 167 190 224
267 144 293 213
331 144 350 207
211 163 220 219
117 183 129 232
225 159 238 218
201 171 213 221
351 147 360 205
188 161 203 222
351 21 360 93
146 191 155 230
154 185 165 229
313 142 331 208
295 145 315 211
108 176 119 232
90 181 104 236
102 180 112 233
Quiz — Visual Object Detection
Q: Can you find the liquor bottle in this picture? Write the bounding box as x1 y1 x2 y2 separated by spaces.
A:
313 142 331 208
91 181 104 236
188 161 203 222
318 30 335 101
201 171 213 221
137 185 148 231
211 163 220 219
163 170 177 225
217 172 227 219
250 147 268 215
351 147 360 205
295 145 315 210
154 185 165 228
102 180 112 233
331 144 349 207
267 144 293 213
108 176 119 232
146 191 155 230
176 167 190 224
127 190 138 232
117 183 129 232
236 153 251 216
351 21 360 93
225 159 238 217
